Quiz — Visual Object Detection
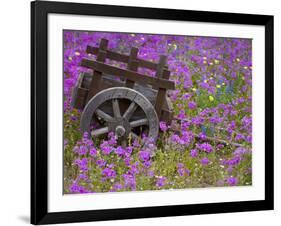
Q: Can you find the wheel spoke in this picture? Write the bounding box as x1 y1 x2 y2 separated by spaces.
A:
95 109 113 122
91 127 109 136
130 118 148 128
123 102 138 120
112 99 121 118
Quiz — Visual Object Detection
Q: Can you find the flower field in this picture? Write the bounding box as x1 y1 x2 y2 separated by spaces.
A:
63 31 252 194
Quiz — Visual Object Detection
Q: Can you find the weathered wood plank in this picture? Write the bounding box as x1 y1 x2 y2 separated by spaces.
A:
153 55 167 87
86 39 108 100
74 87 88 109
81 59 175 90
156 56 167 78
126 47 139 88
86 45 158 70
155 70 170 117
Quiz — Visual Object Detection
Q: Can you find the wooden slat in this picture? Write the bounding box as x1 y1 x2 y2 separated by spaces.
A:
87 39 108 100
153 55 167 89
81 59 175 90
126 47 139 88
155 70 170 117
86 45 158 70
74 87 88 109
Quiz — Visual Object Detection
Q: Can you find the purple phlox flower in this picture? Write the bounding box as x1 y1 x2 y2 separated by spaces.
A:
64 139 68 146
69 181 90 194
114 146 125 156
108 163 115 168
246 135 252 143
182 93 191 100
143 160 152 168
190 149 198 158
200 81 210 89
159 121 168 132
89 147 97 157
147 143 156 152
209 116 222 124
132 139 140 148
108 132 118 145
181 131 194 145
74 158 88 171
191 116 204 126
201 157 209 165
222 156 241 166
123 173 136 190
100 141 112 155
156 176 167 187
147 170 154 177
141 136 156 146
177 163 189 177
230 110 237 116
177 109 186 120
113 183 123 191
231 71 237 79
188 101 197 109
83 131 89 139
102 168 116 179
227 166 233 173
78 173 88 180
139 149 151 162
171 134 181 143
170 90 180 102
96 159 106 168
181 121 190 130
226 177 238 186
235 133 245 141
129 162 139 175
124 157 131 166
177 167 185 177
233 147 249 156
73 145 79 153
126 146 133 155
198 132 207 140
185 168 191 176
241 116 252 130
197 142 213 153
216 144 224 150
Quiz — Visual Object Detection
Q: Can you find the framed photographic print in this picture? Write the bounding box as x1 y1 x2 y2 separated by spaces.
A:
31 0 274 224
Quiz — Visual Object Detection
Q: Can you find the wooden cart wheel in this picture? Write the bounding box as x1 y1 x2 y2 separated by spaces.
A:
80 87 159 142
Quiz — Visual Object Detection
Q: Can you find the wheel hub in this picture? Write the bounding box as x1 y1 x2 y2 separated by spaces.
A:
108 117 131 138
115 125 126 137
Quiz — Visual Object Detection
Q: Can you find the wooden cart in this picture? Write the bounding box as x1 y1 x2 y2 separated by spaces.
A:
71 38 175 142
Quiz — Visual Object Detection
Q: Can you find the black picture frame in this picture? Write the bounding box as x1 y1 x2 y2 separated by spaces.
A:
31 0 274 224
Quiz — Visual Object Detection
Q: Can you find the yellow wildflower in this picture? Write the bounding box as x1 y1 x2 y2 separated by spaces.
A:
209 96 214 102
